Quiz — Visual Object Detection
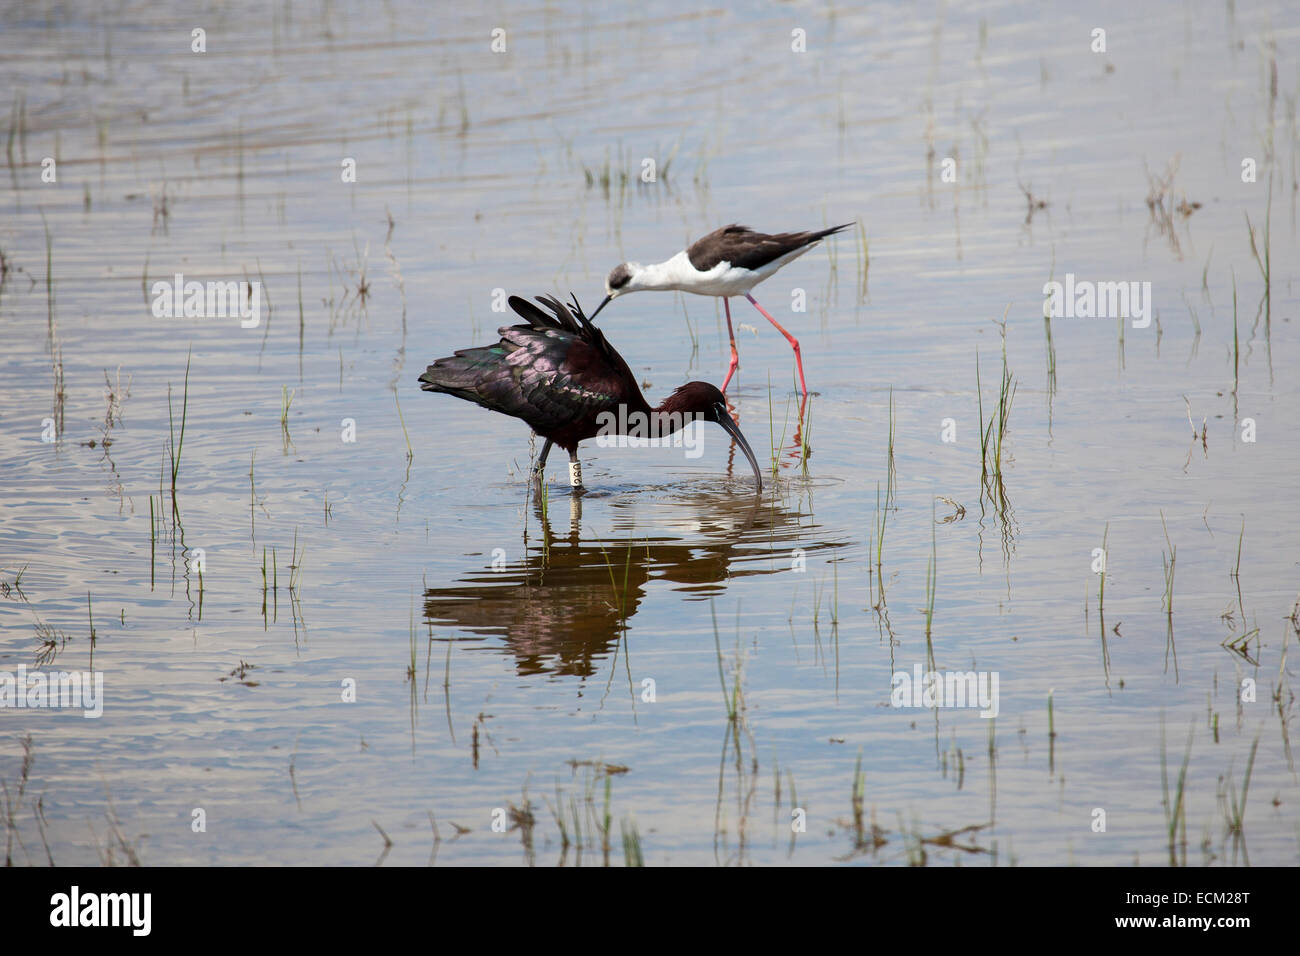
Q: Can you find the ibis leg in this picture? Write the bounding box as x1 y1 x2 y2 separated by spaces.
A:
720 298 740 393
533 437 553 478
569 487 582 531
745 293 807 397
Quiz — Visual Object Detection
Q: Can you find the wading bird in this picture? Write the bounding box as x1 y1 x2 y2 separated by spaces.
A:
418 294 763 491
590 223 854 396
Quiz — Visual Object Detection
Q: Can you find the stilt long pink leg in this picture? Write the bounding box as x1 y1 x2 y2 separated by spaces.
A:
719 298 740 393
746 293 807 396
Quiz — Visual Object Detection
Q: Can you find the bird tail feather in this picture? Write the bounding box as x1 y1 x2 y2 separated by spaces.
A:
417 344 508 400
811 222 856 243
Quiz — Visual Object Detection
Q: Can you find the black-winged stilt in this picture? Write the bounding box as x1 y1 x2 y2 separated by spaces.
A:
589 223 854 396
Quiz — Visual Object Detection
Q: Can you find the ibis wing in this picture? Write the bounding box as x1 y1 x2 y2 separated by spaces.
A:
418 293 642 440
419 325 628 436
501 326 627 433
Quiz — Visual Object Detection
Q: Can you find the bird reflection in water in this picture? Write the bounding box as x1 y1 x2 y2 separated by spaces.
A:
422 491 844 678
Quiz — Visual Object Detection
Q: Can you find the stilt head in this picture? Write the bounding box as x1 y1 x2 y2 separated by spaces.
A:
591 262 640 320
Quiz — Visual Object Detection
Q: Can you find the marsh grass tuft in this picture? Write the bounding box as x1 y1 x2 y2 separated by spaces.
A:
871 482 888 611
1098 522 1109 616
709 600 743 725
1231 268 1239 400
1220 626 1260 663
1244 179 1271 336
3 734 36 866
977 311 1017 510
148 494 159 589
1160 511 1176 614
289 527 304 593
0 564 29 603
767 374 794 479
538 478 550 543
847 751 878 852
167 350 191 516
394 390 413 460
260 547 269 627
33 617 69 668
800 396 813 478
831 558 839 628
50 329 65 439
406 593 417 682
249 451 258 541
1222 736 1259 839
280 385 295 452
1224 516 1252 661
621 818 644 867
885 388 896 508
1160 511 1179 677
1160 719 1193 865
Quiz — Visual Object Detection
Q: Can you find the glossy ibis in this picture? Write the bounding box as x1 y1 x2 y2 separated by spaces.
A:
417 294 763 491
589 223 854 396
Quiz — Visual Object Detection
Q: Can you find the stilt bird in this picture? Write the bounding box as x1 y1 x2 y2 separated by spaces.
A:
590 223 854 396
417 294 763 491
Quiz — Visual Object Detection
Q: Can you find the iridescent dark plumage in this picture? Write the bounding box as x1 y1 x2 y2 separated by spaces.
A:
418 294 762 490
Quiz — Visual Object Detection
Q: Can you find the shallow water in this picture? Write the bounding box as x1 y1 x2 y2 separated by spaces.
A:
1 1 1298 865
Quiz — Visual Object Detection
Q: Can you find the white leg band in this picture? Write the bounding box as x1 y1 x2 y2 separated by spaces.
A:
569 459 582 487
